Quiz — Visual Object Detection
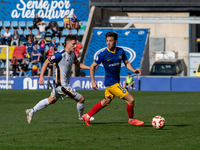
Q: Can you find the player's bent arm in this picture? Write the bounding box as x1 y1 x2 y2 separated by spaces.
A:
74 61 90 70
40 59 50 78
124 60 141 75
90 61 98 83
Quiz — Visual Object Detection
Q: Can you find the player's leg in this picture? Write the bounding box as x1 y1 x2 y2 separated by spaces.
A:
60 86 94 121
25 88 59 123
82 89 114 126
123 93 144 126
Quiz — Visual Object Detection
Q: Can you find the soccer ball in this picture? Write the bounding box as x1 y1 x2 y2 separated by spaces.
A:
152 115 165 129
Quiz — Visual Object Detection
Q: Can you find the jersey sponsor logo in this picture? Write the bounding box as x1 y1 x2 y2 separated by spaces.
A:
119 55 122 59
125 31 130 36
94 46 136 67
107 59 111 61
97 31 102 35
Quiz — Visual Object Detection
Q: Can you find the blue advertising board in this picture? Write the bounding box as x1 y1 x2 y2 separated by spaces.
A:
0 76 139 91
0 0 89 21
83 28 149 77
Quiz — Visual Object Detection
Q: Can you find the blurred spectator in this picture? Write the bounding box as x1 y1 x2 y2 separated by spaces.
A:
19 59 29 76
74 39 82 58
34 30 44 43
63 15 71 30
11 29 20 46
38 39 46 62
37 21 47 38
33 14 42 29
50 22 61 38
46 46 54 78
31 59 39 76
26 37 35 61
10 56 18 76
49 39 58 52
70 14 79 29
68 7 74 20
26 30 34 41
32 45 41 62
1 28 11 45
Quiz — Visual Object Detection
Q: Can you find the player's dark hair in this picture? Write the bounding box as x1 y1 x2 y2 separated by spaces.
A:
106 32 118 40
65 35 77 43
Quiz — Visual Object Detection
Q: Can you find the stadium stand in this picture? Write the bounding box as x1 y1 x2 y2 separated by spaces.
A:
57 21 64 29
71 29 78 35
77 29 85 36
32 29 38 35
11 21 18 28
58 45 64 51
4 21 10 28
24 29 30 36
9 29 15 35
62 29 69 36
60 37 65 44
26 21 33 29
17 29 23 35
53 37 59 43
0 29 5 35
19 21 26 29
0 21 2 27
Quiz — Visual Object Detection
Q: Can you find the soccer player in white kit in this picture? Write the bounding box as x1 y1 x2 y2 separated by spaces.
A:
26 35 94 123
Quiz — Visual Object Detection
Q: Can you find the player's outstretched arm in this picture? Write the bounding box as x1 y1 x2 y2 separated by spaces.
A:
124 60 141 75
90 61 98 91
38 60 50 85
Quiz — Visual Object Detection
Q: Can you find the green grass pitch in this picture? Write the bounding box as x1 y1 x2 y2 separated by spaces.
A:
0 90 199 150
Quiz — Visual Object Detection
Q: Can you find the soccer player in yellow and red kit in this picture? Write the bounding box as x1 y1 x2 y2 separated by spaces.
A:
82 32 144 126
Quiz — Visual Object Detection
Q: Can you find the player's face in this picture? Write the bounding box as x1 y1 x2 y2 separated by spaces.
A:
67 40 76 52
106 36 116 50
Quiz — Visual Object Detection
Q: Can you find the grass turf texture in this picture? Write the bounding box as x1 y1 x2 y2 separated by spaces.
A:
0 90 199 150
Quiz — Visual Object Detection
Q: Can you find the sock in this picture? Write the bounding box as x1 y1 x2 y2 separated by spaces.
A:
126 103 134 121
77 102 84 117
33 98 50 114
87 102 103 118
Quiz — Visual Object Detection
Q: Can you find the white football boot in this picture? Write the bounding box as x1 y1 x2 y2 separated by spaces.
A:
26 109 33 123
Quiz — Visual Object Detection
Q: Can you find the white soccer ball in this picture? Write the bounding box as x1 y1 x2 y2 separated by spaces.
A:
152 115 165 129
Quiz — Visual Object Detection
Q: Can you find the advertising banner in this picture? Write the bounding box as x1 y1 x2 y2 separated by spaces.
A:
0 0 89 21
0 76 139 91
83 28 149 77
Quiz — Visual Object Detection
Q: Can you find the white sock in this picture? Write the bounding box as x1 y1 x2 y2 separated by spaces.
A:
77 102 84 117
33 98 50 114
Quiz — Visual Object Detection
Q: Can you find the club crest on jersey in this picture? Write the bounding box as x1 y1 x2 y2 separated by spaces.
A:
119 55 122 59
51 56 55 60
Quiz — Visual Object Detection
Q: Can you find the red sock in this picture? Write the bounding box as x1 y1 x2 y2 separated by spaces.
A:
126 104 134 119
87 102 103 117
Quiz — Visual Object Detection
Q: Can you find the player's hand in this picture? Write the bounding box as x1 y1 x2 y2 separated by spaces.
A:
38 77 44 85
134 69 142 75
95 66 98 70
92 82 98 91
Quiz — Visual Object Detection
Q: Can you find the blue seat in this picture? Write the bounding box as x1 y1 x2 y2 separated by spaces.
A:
58 45 64 51
4 21 10 28
71 29 77 35
28 63 32 69
0 21 2 27
46 29 52 37
32 29 38 35
0 62 4 69
1 29 6 35
81 21 87 26
60 37 65 44
62 29 69 36
19 21 26 28
57 21 64 28
45 45 49 51
11 21 18 28
9 29 15 35
45 37 51 44
53 37 59 43
24 29 30 36
17 29 23 35
26 21 33 28
77 29 85 36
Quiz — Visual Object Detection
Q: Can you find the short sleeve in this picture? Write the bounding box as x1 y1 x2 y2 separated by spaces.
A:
95 52 104 65
122 49 128 61
48 52 62 64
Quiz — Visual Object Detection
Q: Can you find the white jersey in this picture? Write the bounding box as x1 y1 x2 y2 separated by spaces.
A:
48 49 77 87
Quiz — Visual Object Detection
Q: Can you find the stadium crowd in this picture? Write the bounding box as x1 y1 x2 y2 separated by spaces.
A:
0 13 85 77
